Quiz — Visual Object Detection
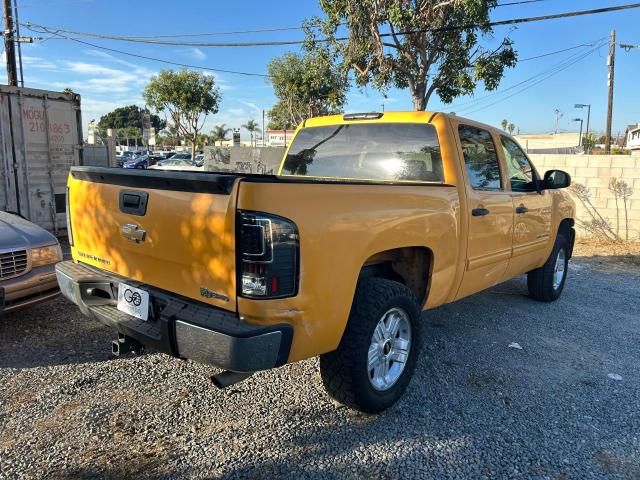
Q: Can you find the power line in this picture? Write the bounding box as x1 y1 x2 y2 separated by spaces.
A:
518 41 602 61
69 38 270 77
457 43 604 115
496 0 545 6
22 3 640 48
21 32 267 81
448 39 606 110
22 27 270 77
17 1 547 41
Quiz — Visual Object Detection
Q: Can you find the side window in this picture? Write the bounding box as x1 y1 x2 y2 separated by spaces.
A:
501 136 536 192
458 125 502 190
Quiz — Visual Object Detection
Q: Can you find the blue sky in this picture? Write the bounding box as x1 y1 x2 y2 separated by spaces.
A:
3 0 639 138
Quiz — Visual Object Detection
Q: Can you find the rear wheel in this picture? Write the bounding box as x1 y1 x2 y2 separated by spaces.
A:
319 277 423 413
527 234 569 302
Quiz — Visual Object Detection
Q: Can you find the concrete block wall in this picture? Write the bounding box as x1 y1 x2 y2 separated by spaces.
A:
529 155 640 240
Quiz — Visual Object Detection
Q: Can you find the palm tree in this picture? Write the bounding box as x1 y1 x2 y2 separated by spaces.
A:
242 119 261 147
507 123 516 135
501 119 508 131
211 124 231 146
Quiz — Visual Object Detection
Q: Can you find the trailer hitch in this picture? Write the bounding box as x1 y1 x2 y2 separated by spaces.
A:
112 333 145 357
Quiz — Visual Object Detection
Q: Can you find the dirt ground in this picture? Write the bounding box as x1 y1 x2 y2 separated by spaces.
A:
573 238 640 274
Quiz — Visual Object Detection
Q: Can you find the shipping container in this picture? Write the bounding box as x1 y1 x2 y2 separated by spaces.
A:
0 85 83 234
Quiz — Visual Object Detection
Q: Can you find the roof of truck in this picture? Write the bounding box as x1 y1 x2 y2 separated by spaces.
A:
303 111 440 127
301 111 500 134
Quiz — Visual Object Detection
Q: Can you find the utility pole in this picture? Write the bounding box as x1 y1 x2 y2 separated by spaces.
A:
553 108 563 134
605 30 616 154
12 0 24 87
3 0 18 86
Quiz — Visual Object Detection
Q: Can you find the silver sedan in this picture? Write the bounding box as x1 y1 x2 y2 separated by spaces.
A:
1 211 62 314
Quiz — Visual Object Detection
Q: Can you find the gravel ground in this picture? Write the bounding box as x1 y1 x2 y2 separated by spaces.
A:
0 256 638 480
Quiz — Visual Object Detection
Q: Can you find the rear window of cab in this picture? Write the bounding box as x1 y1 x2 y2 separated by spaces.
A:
281 123 444 183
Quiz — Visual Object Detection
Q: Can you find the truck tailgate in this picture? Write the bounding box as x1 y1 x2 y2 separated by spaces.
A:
67 167 239 312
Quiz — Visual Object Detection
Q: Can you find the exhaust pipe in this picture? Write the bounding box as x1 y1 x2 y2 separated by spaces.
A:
211 371 254 389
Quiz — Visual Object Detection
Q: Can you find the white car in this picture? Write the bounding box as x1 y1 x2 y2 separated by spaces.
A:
148 159 203 171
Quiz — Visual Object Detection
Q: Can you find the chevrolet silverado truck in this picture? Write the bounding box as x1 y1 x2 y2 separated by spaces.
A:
56 112 575 413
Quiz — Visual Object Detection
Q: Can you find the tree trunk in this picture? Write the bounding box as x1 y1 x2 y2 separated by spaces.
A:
411 83 427 111
191 138 197 159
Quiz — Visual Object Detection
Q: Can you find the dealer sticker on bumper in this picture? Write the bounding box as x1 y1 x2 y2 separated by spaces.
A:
117 283 149 321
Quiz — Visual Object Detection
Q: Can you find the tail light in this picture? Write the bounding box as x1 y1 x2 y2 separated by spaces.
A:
66 187 74 246
238 211 299 299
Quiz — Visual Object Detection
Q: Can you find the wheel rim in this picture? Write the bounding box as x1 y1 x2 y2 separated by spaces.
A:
367 307 412 392
553 248 566 290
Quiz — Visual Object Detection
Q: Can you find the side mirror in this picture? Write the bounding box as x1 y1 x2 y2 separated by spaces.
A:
543 169 571 190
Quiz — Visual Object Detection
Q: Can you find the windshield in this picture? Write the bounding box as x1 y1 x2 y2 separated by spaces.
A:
281 123 443 182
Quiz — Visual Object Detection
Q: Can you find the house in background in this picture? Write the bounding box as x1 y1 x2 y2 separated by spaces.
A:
624 124 640 154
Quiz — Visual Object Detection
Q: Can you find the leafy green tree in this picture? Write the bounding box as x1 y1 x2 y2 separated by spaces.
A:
267 47 348 128
582 133 597 154
211 124 232 146
267 102 296 131
143 70 221 158
310 0 517 110
501 119 509 131
98 105 166 137
242 119 261 147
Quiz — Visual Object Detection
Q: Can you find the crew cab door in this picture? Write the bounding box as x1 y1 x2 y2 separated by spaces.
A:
499 135 553 277
455 124 514 300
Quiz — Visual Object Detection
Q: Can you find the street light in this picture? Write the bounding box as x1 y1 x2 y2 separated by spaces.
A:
572 118 584 147
574 103 591 137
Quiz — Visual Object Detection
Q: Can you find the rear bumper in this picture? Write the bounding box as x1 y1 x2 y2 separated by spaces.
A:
55 261 292 372
1 265 60 314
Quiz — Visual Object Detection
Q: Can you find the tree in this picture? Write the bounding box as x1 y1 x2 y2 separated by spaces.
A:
267 102 296 131
143 70 221 158
97 105 166 141
501 119 509 131
311 0 517 110
267 46 348 128
507 123 516 135
211 124 231 146
582 133 597 153
117 127 142 148
242 119 260 147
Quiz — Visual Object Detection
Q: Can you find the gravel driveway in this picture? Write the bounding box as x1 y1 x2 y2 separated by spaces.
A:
1 257 638 479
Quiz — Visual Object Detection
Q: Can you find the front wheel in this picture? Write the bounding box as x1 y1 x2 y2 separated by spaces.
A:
319 277 423 414
527 234 569 302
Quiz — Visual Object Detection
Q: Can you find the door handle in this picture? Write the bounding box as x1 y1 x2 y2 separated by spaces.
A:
515 205 529 214
472 208 490 217
119 190 148 216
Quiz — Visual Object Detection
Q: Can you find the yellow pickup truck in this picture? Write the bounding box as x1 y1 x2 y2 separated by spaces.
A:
56 111 575 413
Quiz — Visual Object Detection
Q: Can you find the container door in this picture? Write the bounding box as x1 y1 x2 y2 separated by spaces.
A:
19 90 81 233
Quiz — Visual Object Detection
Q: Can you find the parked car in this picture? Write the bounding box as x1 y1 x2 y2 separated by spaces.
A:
170 152 192 161
147 153 167 167
123 155 148 169
148 159 202 171
57 111 575 413
1 211 62 314
194 154 204 167
116 151 135 168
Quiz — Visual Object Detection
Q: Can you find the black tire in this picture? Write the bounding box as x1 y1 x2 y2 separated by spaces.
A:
319 277 423 414
527 234 569 302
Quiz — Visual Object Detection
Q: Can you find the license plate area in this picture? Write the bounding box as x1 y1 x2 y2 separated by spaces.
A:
117 283 150 321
